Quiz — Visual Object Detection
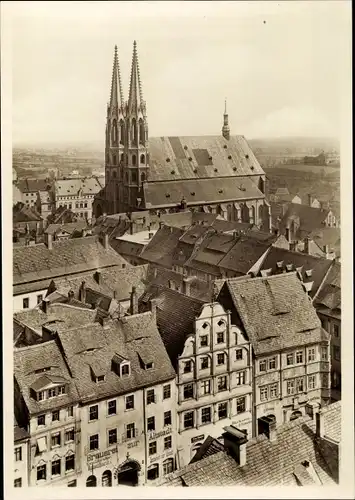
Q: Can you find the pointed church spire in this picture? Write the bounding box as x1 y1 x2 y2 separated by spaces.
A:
222 98 230 140
109 45 124 112
128 40 145 114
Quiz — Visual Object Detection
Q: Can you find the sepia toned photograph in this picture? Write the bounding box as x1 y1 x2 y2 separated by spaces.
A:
1 0 353 498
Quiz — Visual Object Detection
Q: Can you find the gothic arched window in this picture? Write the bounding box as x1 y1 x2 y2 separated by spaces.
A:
140 154 145 164
112 119 118 146
139 119 145 145
113 155 117 166
119 120 125 145
132 154 137 166
120 153 124 164
132 118 137 145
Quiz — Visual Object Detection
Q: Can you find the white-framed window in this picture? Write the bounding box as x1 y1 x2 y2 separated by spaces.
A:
259 360 266 372
308 347 316 362
217 376 227 392
201 406 212 424
308 374 316 390
260 386 268 402
200 357 209 370
65 454 75 472
218 402 228 420
108 428 117 445
163 458 174 475
51 459 61 476
51 432 61 448
89 434 99 451
236 396 246 414
108 400 116 415
286 353 294 366
14 447 22 461
235 349 243 360
217 353 225 365
147 389 155 405
149 441 157 456
125 395 134 410
89 405 98 421
321 346 328 361
268 357 276 370
164 435 172 450
201 379 211 395
164 411 172 427
269 383 278 399
183 411 194 429
236 371 246 385
296 351 303 363
37 464 46 481
183 383 194 400
65 428 74 443
163 384 171 399
287 380 295 395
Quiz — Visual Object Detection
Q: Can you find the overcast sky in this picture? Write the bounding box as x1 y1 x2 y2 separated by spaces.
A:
5 1 351 146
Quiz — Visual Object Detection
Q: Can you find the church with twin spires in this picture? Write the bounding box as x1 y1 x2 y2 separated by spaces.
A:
94 41 271 231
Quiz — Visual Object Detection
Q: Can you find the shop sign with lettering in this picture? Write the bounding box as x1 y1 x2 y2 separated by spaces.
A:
87 445 118 463
149 427 172 441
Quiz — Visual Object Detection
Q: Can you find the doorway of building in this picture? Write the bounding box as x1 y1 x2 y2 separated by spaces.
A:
86 475 97 487
116 460 140 486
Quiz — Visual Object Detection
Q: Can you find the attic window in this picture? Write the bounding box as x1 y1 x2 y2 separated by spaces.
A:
228 155 232 160
202 322 208 329
286 264 293 271
34 367 51 374
165 193 171 198
96 375 105 383
121 363 130 376
145 362 154 370
276 261 284 269
305 269 313 277
166 158 170 162
245 154 249 159
223 145 227 149
217 320 225 327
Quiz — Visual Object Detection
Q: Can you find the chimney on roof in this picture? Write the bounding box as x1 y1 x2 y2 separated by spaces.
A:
148 231 154 239
159 222 164 229
79 281 86 302
323 244 329 256
150 298 159 319
222 426 248 466
315 411 325 439
130 286 138 315
308 194 313 207
182 276 193 296
258 415 277 442
102 233 109 249
289 241 297 252
41 298 49 314
305 401 320 419
304 237 310 255
94 270 102 285
285 227 291 243
45 232 53 250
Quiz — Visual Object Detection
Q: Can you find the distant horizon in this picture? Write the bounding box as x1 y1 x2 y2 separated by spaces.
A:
12 135 341 151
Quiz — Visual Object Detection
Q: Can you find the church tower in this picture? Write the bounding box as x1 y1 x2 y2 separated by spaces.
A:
121 40 149 212
105 46 125 214
222 99 230 140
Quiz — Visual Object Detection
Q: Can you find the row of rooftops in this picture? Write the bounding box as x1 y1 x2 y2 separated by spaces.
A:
140 272 329 364
14 303 176 415
161 401 341 486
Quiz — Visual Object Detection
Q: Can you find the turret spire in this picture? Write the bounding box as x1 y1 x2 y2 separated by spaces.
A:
109 45 124 111
128 40 145 114
222 98 230 140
